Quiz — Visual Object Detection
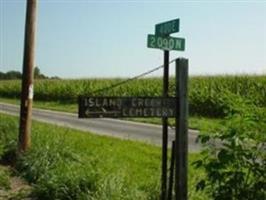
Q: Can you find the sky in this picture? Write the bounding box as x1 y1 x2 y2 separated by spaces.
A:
0 0 266 78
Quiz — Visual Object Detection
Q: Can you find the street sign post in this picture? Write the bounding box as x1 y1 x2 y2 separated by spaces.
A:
155 18 180 36
147 34 185 51
79 97 177 118
78 18 188 200
162 50 169 199
147 19 186 199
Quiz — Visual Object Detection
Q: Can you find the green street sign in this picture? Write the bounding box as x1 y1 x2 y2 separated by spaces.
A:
155 18 179 36
147 34 185 51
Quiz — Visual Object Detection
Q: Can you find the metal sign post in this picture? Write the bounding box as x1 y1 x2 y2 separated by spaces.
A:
161 50 169 199
146 18 186 200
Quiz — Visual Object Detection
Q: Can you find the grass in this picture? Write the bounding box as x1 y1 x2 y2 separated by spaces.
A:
0 97 77 113
128 117 225 133
0 166 11 190
0 113 207 199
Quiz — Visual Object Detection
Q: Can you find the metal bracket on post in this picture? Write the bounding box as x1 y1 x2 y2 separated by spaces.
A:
175 58 188 200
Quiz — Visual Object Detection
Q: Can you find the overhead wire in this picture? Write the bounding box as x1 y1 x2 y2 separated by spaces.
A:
91 58 177 95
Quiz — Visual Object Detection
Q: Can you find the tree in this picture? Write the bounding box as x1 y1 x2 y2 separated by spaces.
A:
0 70 22 79
34 66 46 79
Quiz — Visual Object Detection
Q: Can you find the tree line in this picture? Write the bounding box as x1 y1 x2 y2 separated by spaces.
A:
0 67 59 80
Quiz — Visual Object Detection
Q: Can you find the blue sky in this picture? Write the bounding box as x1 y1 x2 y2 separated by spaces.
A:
1 0 266 78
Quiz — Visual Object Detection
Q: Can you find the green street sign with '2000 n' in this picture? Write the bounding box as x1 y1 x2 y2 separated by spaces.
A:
155 18 180 36
147 34 185 51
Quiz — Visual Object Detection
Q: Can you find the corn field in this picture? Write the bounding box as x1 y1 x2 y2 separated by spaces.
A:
0 75 265 117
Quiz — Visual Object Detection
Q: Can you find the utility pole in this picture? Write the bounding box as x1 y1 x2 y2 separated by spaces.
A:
18 0 37 152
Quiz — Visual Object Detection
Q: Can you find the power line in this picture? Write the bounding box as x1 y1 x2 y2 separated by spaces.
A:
91 58 177 95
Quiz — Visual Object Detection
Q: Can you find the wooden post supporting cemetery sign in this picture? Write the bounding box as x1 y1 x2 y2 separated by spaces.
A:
78 19 188 200
175 58 188 200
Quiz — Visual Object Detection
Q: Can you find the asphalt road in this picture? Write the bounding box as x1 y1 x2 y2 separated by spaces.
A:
0 102 201 152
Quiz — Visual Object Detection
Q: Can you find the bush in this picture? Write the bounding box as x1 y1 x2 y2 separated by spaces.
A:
193 105 266 199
